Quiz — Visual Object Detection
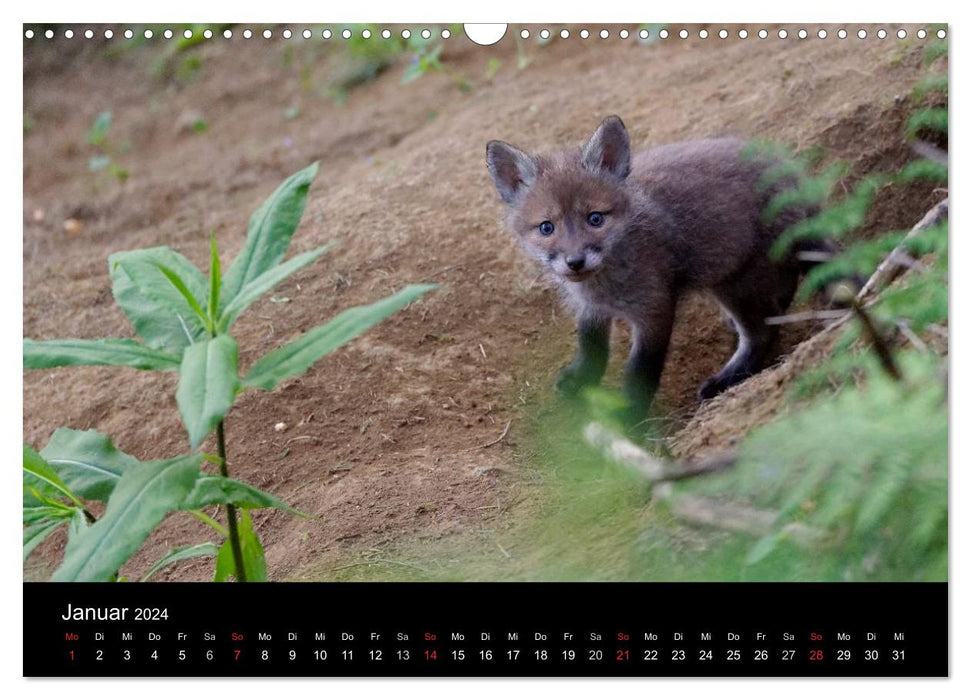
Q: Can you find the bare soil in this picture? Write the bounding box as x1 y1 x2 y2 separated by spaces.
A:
23 24 943 581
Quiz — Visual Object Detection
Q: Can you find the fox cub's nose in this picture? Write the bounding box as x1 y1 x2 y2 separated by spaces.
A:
566 255 586 272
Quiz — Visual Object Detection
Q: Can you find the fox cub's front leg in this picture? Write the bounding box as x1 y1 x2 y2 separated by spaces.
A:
622 309 676 425
555 315 611 396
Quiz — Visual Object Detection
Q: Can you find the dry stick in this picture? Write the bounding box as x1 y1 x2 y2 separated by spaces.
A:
857 198 948 300
476 419 512 450
584 423 823 545
765 309 849 326
769 200 948 328
896 320 929 353
583 422 735 483
817 198 950 337
655 489 821 547
849 296 902 381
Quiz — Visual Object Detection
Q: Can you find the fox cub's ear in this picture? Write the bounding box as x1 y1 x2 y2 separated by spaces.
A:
582 115 631 179
486 140 539 204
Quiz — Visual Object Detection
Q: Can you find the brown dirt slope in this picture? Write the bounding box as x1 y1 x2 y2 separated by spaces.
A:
23 25 941 580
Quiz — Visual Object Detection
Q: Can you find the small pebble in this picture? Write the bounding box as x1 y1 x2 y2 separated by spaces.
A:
274 422 288 433
63 218 82 234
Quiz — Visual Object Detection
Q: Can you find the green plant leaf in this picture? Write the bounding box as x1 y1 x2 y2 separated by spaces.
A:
213 509 267 582
139 542 220 581
181 474 300 513
243 283 436 391
208 234 221 322
89 155 111 172
40 428 140 502
23 338 180 371
23 445 85 510
109 247 210 353
68 506 90 540
24 504 75 524
153 263 210 327
176 335 239 449
745 532 783 566
217 243 334 331
23 519 66 561
221 162 319 310
88 110 112 146
51 454 201 582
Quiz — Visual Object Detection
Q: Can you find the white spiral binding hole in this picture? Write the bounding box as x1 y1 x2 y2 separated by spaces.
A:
24 25 945 44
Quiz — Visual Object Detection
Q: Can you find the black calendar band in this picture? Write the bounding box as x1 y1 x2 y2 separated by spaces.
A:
24 582 947 677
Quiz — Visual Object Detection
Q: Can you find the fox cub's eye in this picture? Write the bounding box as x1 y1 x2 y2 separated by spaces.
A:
538 221 555 236
587 212 605 227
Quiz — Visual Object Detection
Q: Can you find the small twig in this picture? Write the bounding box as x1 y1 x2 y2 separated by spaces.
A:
895 320 928 353
284 435 317 446
795 250 834 263
849 297 902 381
765 309 849 326
420 262 465 283
883 251 928 274
476 419 512 449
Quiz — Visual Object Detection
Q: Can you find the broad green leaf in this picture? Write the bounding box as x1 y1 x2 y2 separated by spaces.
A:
23 519 66 561
176 335 239 449
109 247 209 352
51 454 201 582
243 283 437 391
181 474 299 513
221 162 319 308
40 428 140 502
140 542 220 582
23 338 180 371
217 243 334 331
68 507 90 540
214 509 266 582
23 445 84 510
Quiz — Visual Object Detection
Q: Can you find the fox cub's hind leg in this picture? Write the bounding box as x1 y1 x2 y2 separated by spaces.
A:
555 315 612 396
700 270 799 400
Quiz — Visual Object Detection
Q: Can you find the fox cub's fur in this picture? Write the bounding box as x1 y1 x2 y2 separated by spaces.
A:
486 115 828 420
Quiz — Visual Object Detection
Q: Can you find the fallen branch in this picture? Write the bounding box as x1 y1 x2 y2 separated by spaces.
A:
820 199 948 336
583 422 735 483
584 422 823 546
857 198 948 300
653 487 822 547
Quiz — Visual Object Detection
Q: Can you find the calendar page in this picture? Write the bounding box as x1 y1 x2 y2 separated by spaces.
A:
22 20 948 678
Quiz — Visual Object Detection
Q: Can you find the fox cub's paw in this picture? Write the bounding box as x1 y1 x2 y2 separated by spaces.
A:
698 375 730 401
554 363 599 396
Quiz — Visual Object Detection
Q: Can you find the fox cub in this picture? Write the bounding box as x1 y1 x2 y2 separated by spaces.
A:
486 115 828 420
